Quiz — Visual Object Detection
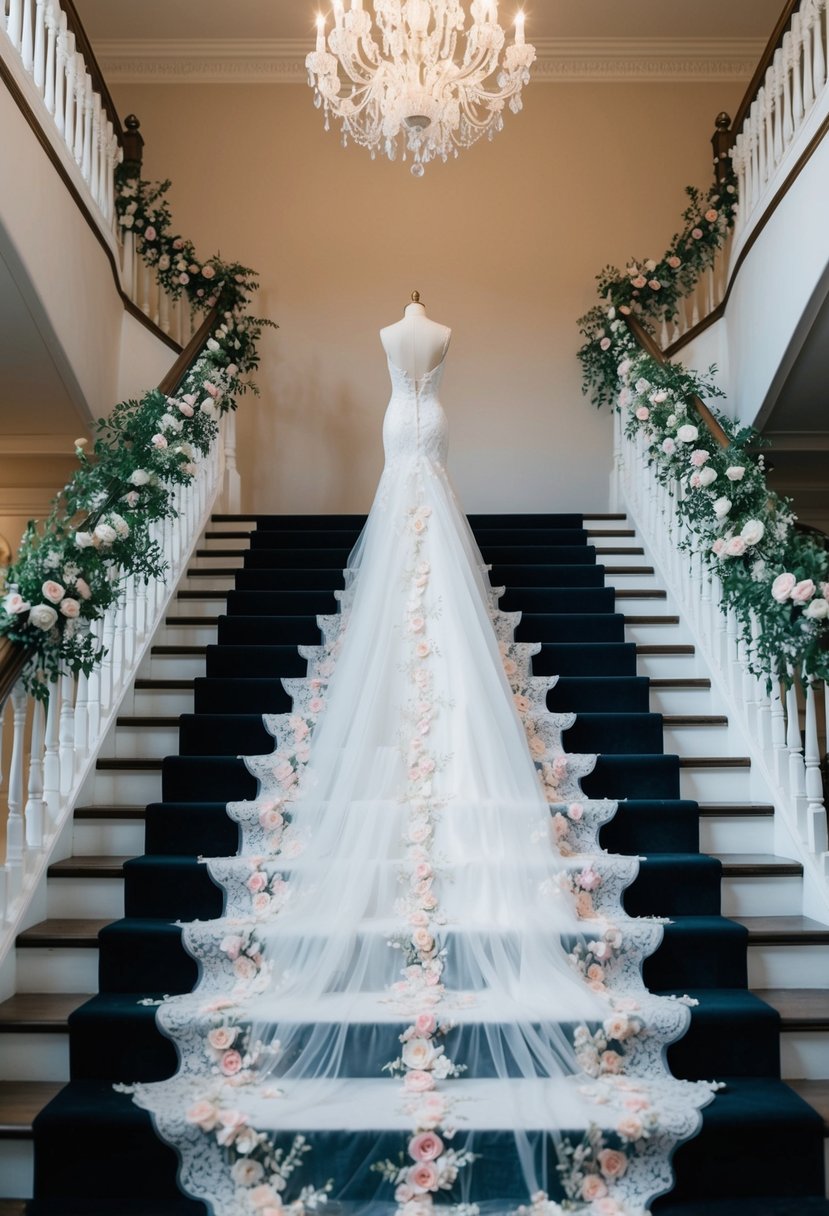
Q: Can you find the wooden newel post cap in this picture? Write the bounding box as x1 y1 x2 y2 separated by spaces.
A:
121 114 144 176
711 111 733 182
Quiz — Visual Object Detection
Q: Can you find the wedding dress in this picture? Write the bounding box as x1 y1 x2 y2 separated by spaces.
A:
132 330 717 1216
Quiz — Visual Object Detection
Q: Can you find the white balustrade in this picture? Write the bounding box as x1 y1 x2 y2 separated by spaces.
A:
0 422 228 941
616 404 829 906
1 0 187 345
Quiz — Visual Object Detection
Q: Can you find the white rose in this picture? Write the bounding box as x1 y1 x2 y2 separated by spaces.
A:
94 523 117 545
29 604 58 630
200 399 217 418
697 466 717 487
129 469 151 486
109 513 130 538
726 466 746 481
713 497 732 518
207 338 220 351
401 1037 437 1070
666 414 677 428
3 592 30 615
677 424 699 443
230 1159 264 1186
75 531 94 548
804 598 829 620
740 519 765 546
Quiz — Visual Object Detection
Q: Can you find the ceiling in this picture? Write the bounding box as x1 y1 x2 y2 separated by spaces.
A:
76 0 784 44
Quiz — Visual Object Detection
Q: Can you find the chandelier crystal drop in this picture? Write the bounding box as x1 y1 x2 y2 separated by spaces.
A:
305 1 536 175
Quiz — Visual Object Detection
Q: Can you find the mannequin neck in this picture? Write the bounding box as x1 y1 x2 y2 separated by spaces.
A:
405 302 427 318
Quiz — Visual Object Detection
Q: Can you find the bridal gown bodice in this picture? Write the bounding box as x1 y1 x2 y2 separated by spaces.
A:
382 355 450 468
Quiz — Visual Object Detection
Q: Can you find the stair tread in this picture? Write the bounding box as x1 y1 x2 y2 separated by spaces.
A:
0 993 90 1031
116 717 181 727
0 1081 64 1135
714 853 803 876
789 1080 829 1132
662 715 728 725
614 589 666 598
17 919 110 947
74 806 146 820
636 644 695 654
165 616 220 626
48 855 134 878
678 756 751 767
625 616 680 624
755 988 829 1028
649 678 711 688
151 645 206 655
0 1202 27 1215
735 916 829 943
698 802 774 815
133 679 194 690
96 758 163 771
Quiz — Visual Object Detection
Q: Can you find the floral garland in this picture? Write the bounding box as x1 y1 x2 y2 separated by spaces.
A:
0 169 274 699
575 160 829 682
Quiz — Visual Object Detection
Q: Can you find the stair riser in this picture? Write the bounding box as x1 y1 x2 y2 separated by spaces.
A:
636 654 699 679
106 726 179 759
781 1031 829 1080
748 943 829 988
132 689 194 716
47 877 124 920
173 595 227 617
0 1141 31 1199
624 623 692 645
190 554 245 570
156 624 219 648
90 771 162 804
201 536 250 551
616 596 671 615
661 726 734 757
181 574 235 592
73 821 145 857
142 656 206 680
721 874 803 917
699 816 775 854
16 948 98 993
679 767 752 800
0 1033 68 1081
604 569 659 587
648 688 713 715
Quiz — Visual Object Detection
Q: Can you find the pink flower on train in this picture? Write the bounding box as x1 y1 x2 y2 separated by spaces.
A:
402 1039 437 1071
408 1162 439 1193
587 963 604 982
252 892 271 914
617 1115 644 1140
578 865 602 892
249 1183 280 1208
233 957 256 981
185 1099 219 1130
595 1200 624 1216
415 1012 436 1035
581 1175 608 1201
529 736 545 757
259 806 284 831
207 1026 237 1051
601 1050 624 1074
404 1069 435 1093
220 935 242 960
412 928 435 954
415 641 431 658
568 802 584 820
635 406 649 421
409 1131 444 1162
575 892 594 919
598 1147 628 1178
308 696 325 713
409 615 426 634
247 872 267 893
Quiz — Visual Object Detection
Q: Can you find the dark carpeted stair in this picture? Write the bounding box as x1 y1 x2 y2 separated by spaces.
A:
29 513 827 1213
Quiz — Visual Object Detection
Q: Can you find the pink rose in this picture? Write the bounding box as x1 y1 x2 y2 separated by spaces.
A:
691 227 704 239
408 616 425 634
247 872 267 893
690 449 710 467
587 963 604 982
631 275 647 289
725 536 747 557
415 863 432 881
249 1184 279 1209
667 255 682 269
178 401 195 417
415 641 431 658
689 473 701 489
581 1175 608 1201
412 928 435 954
408 1162 439 1193
600 337 612 351
203 381 221 399
601 1050 624 1074
415 1012 436 1034
771 572 796 602
403 1070 435 1093
259 807 284 831
59 598 80 618
619 304 631 315
578 866 602 891
178 272 189 284
151 433 168 449
648 279 661 290
575 892 594 918
42 580 65 604
617 1115 644 1140
711 538 726 556
595 1201 624 1216
202 264 216 279
662 437 676 455
144 226 157 241
233 956 256 980
598 1148 628 1178
792 579 815 604
185 1099 219 1130
705 208 719 222
207 1026 237 1051
635 407 650 421
395 1186 415 1204
409 1130 444 1162
220 1049 243 1075
252 893 271 914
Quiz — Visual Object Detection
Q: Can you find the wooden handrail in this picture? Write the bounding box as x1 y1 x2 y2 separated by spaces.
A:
0 303 222 712
61 0 123 143
158 303 222 397
731 0 800 140
624 315 731 449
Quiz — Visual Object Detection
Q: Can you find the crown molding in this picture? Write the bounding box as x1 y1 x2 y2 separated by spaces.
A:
96 37 765 85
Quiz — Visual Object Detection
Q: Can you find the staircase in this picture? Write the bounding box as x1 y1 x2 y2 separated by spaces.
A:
0 512 827 1214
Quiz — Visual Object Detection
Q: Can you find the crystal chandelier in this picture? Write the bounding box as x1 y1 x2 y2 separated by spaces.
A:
305 1 536 176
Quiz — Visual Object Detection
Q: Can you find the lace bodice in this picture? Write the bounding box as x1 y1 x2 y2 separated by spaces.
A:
382 352 450 467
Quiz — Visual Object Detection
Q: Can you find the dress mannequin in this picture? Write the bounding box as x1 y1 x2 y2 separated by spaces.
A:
380 291 451 380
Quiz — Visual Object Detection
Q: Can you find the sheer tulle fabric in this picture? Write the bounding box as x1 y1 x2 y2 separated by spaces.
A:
131 352 715 1215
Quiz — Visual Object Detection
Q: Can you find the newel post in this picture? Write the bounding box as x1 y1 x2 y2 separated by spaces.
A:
120 113 144 178
711 111 733 184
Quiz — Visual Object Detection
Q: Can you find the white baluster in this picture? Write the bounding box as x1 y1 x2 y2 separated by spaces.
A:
86 620 102 750
770 674 788 786
58 672 75 798
124 575 137 669
804 677 828 852
24 697 45 849
43 0 57 115
62 30 76 155
32 0 46 91
72 52 85 165
74 669 88 766
781 33 795 142
111 593 125 702
20 0 33 70
772 49 785 166
813 0 827 90
52 10 66 136
90 92 101 206
791 13 805 124
222 411 241 513
81 72 93 182
42 677 61 824
803 4 816 109
6 0 23 50
786 673 808 838
757 87 768 185
5 685 28 907
100 607 114 715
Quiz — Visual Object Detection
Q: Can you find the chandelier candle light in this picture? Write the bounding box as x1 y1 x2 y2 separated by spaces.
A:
306 1 536 175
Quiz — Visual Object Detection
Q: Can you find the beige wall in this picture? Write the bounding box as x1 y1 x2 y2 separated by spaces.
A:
111 79 743 515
